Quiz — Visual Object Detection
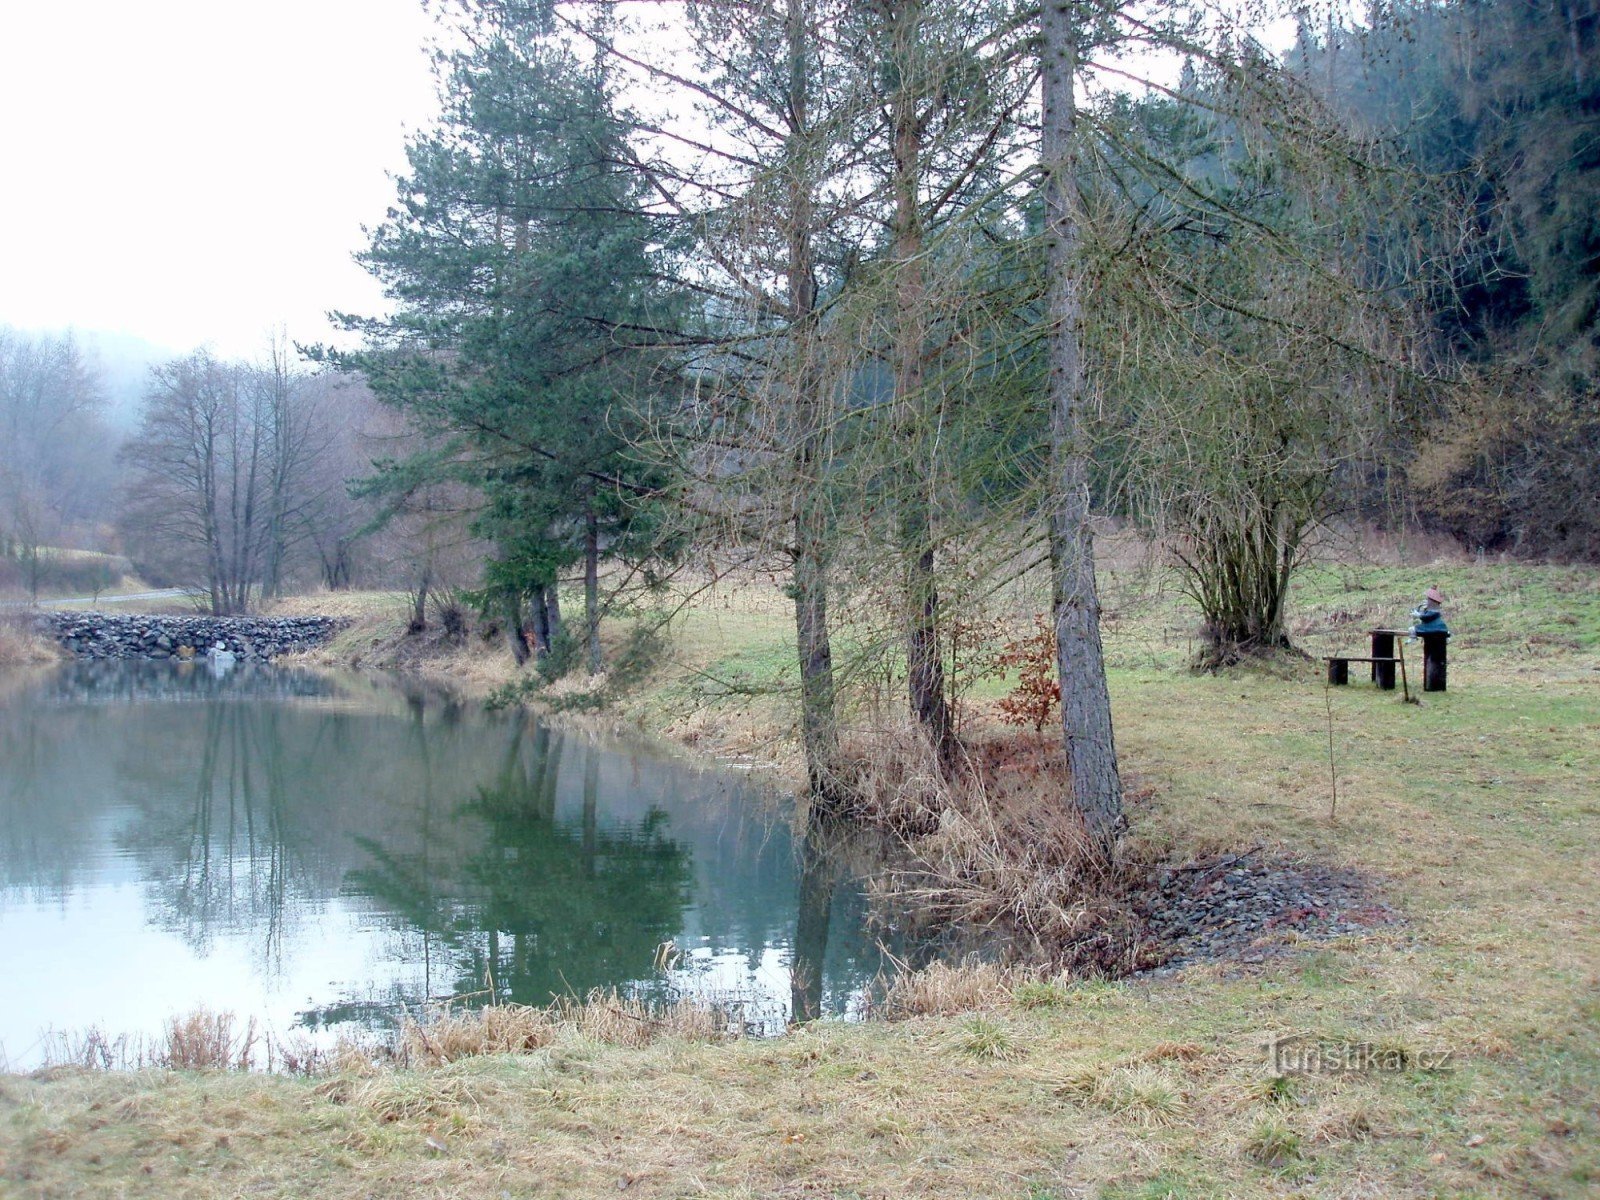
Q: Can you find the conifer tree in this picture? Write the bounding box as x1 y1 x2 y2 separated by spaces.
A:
332 7 676 667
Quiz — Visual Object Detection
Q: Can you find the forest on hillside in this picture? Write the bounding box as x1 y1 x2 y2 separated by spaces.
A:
2 0 1595 786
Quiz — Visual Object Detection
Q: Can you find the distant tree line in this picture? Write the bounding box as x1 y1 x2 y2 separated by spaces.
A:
0 328 119 599
0 324 476 616
1297 0 1600 558
117 342 473 616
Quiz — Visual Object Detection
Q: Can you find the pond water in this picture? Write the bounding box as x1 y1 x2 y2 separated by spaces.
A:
0 661 885 1069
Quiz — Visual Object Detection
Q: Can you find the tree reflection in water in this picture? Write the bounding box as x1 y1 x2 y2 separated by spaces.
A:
341 723 694 1014
118 688 324 969
788 811 901 1025
0 662 893 1050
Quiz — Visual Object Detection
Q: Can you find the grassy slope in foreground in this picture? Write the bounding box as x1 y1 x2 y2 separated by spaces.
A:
3 560 1598 1197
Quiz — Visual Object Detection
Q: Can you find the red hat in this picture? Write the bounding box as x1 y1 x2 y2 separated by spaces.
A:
1425 586 1443 604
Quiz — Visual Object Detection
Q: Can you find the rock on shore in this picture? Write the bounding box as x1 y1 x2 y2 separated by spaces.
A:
1136 851 1402 972
37 612 342 664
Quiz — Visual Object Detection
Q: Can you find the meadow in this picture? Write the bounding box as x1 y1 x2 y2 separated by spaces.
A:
2 551 1596 1197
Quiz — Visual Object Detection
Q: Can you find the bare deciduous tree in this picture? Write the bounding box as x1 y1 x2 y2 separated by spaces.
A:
582 0 869 801
120 348 334 614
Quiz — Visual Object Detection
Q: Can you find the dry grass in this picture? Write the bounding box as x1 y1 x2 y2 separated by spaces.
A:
263 589 414 623
32 1026 142 1072
32 992 733 1081
268 589 530 693
0 616 62 667
841 725 1148 975
1057 1063 1192 1126
396 1002 561 1066
37 1009 259 1073
397 991 729 1067
157 1009 259 1072
870 961 1020 1019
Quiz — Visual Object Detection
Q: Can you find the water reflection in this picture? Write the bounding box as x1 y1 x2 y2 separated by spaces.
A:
0 662 885 1063
26 657 341 707
342 722 696 1013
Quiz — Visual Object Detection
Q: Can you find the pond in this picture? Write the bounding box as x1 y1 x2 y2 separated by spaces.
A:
0 661 886 1069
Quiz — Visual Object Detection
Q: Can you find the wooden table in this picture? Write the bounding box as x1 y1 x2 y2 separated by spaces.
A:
1368 629 1407 690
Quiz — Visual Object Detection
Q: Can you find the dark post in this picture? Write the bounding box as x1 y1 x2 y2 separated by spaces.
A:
1370 631 1397 690
1327 658 1349 686
1420 632 1448 692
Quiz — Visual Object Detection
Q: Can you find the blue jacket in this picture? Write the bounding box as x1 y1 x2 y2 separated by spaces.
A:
1411 607 1450 638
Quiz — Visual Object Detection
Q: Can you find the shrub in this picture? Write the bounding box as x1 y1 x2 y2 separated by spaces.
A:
994 615 1060 733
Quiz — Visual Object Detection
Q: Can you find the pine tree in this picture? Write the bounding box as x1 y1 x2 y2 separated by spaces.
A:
332 9 678 666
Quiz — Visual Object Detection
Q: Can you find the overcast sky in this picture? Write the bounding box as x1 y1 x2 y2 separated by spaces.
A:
0 2 1296 368
0 0 441 361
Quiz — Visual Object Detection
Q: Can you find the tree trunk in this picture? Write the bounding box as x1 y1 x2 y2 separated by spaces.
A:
201 426 229 617
902 509 954 762
1183 505 1301 665
322 539 351 590
530 584 552 660
888 31 956 767
585 505 601 674
794 506 841 806
784 0 842 807
410 562 431 633
544 584 564 651
506 587 531 666
1041 0 1123 856
23 539 41 602
227 375 264 616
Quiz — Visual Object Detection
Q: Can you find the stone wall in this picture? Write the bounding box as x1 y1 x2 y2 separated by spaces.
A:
38 612 342 663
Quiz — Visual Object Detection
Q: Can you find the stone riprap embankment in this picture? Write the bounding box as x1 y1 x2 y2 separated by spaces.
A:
38 612 342 664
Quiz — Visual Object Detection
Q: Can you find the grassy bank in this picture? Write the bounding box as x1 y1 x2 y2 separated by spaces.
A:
4 558 1598 1196
0 617 63 669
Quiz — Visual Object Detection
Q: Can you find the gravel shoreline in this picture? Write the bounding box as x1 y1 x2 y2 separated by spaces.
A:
1136 851 1403 974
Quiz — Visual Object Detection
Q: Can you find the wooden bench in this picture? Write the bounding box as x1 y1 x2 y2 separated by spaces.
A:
1324 655 1399 688
1328 627 1449 695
